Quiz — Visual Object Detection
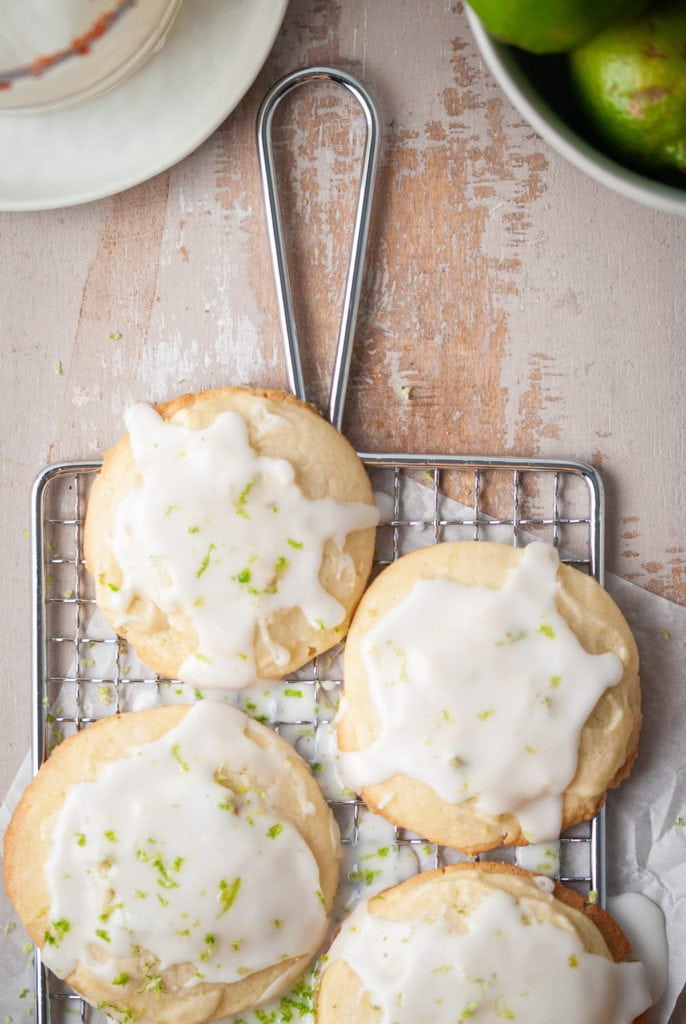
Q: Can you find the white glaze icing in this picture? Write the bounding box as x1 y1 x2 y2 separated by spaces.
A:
515 840 561 878
607 893 668 1004
103 403 378 688
41 702 330 985
339 543 624 842
532 874 556 894
327 888 652 1024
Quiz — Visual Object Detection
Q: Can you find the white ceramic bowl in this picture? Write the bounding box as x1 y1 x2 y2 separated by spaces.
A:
466 5 686 218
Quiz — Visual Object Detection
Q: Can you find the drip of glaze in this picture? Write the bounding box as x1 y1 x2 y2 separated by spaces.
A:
607 893 668 1004
515 840 560 877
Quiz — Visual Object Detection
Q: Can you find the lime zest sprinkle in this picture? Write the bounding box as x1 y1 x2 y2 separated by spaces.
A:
217 876 242 917
44 918 71 946
348 868 381 886
235 479 255 518
538 623 556 639
267 823 283 839
284 688 302 698
192 650 213 665
287 538 303 549
171 743 190 772
143 975 163 995
197 543 216 578
112 972 129 986
568 954 580 968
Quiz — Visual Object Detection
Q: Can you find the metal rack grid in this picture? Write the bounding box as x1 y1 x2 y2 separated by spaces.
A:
31 450 606 1024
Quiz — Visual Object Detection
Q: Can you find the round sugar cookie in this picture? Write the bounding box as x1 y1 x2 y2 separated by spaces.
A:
337 540 641 853
317 863 650 1024
84 387 378 688
4 702 340 1024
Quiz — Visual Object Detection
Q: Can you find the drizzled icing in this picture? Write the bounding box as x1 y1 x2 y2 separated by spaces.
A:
515 840 560 878
339 543 624 841
326 888 652 1024
103 402 378 688
40 702 330 985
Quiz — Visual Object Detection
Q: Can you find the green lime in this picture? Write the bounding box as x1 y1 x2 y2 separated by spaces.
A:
469 0 645 54
569 1 686 175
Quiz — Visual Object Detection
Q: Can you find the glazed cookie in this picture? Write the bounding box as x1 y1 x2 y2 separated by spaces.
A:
317 863 651 1024
84 388 378 688
4 702 340 1024
337 540 641 853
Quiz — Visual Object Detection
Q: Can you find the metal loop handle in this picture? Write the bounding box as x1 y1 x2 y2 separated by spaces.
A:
256 66 380 431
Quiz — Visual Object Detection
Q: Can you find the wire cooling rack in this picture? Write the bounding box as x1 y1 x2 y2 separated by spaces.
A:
31 450 607 1024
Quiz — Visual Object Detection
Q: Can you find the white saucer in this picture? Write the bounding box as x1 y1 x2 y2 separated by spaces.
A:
0 0 289 211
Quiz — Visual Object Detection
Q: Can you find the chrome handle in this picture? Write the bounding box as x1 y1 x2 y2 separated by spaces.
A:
256 66 380 431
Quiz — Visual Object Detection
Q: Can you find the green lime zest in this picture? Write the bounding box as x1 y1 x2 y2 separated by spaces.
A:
217 876 242 917
197 543 216 578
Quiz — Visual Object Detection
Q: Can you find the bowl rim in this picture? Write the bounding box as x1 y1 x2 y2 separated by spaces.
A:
465 4 686 218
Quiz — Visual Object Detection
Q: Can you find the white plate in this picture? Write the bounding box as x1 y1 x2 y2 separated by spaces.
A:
0 0 289 211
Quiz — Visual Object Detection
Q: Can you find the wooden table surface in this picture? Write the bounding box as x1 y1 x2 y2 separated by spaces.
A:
1 0 684 796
